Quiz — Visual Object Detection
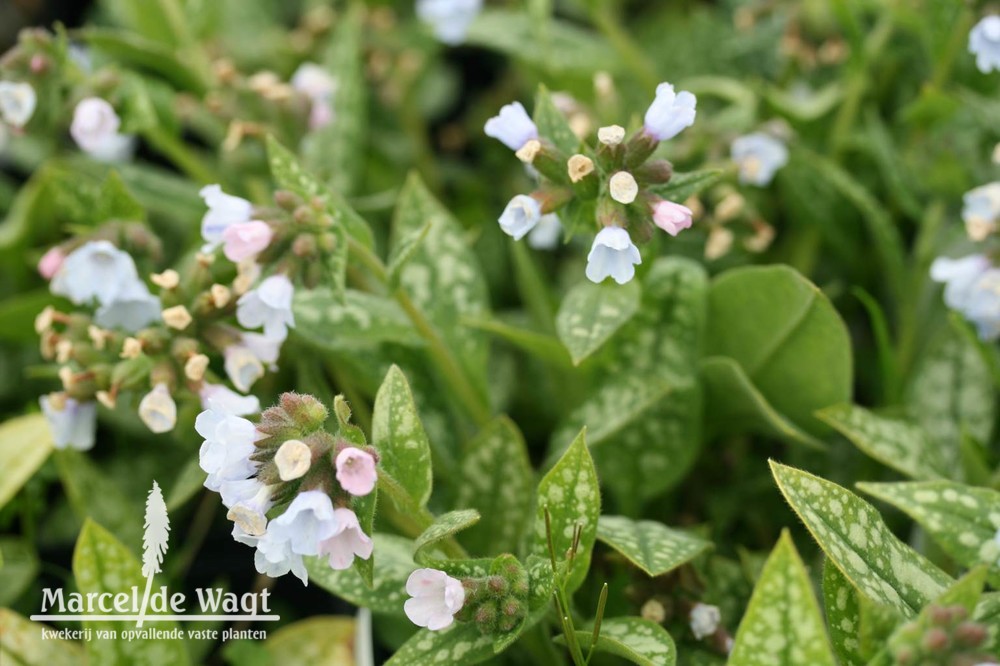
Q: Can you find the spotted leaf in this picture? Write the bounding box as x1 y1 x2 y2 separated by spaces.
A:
729 531 836 666
413 510 480 564
372 365 433 509
0 609 85 666
567 617 677 666
770 462 952 617
596 515 711 577
293 290 422 351
556 279 641 366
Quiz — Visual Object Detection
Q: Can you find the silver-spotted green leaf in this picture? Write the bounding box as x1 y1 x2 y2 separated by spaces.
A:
56 450 140 547
531 429 600 592
707 265 852 437
413 510 480 564
302 4 366 195
372 366 433 509
73 519 190 666
526 554 555 612
391 173 490 398
816 404 946 479
647 169 724 204
857 480 1000 586
556 279 641 365
455 417 534 555
553 259 706 507
906 320 995 469
0 414 53 510
265 135 373 248
384 622 495 666
533 85 579 155
293 290 422 350
770 462 951 616
729 531 836 666
0 609 86 666
822 560 865 666
568 617 677 666
264 615 355 665
308 534 413 614
596 515 711 577
702 357 825 449
387 221 432 289
974 592 1000 653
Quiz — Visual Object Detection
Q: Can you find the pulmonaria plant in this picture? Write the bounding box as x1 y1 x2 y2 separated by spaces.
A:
485 82 701 285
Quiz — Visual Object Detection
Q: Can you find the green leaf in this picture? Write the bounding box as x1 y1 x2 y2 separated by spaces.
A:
770 462 951 617
0 538 39 605
293 290 422 351
531 428 600 592
701 357 826 449
265 136 373 249
81 28 208 93
533 85 579 155
56 450 140 547
73 519 190 666
596 515 711 577
973 592 1000 653
857 480 1000 586
816 404 946 479
729 530 836 666
264 616 356 664
707 265 853 437
462 317 572 368
372 366 433 509
0 609 86 666
391 173 490 396
0 291 58 344
822 560 865 666
302 4 366 195
556 279 641 365
906 319 995 468
95 171 145 222
384 622 495 666
0 414 53 511
454 417 535 555
308 534 414 615
568 617 677 666
413 510 480 564
387 221 432 289
164 458 206 512
466 10 620 75
647 169 724 204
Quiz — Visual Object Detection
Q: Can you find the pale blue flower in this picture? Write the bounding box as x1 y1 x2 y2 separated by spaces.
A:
0 81 36 128
969 15 1000 74
416 0 482 45
643 83 696 141
40 396 96 451
965 268 1000 340
527 214 562 250
731 133 789 186
930 254 990 311
586 227 641 285
962 182 1000 240
236 275 295 341
498 194 542 240
196 406 257 491
484 101 538 151
94 280 162 332
264 490 339 556
50 240 141 306
200 184 253 252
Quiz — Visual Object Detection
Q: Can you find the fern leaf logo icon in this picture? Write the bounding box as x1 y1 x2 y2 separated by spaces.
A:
137 480 170 628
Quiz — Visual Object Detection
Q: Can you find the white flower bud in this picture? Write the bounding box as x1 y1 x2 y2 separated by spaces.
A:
88 325 108 350
96 390 116 409
515 138 541 164
689 603 721 640
567 154 595 183
138 383 177 434
162 305 193 330
211 283 231 308
34 306 55 334
185 353 210 381
705 227 734 260
151 269 180 289
121 337 143 359
609 171 639 204
55 340 73 364
275 439 312 481
597 125 625 146
58 366 75 389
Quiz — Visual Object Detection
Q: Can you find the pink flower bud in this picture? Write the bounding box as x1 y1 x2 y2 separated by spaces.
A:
335 446 377 496
652 200 694 236
222 221 273 262
38 247 65 279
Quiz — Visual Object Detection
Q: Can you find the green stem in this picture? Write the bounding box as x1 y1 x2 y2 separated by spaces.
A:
142 127 218 184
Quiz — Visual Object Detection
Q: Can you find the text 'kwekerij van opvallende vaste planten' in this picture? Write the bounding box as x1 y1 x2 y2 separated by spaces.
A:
0 0 999 665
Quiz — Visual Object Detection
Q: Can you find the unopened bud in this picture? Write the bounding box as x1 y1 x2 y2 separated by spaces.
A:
640 599 666 623
922 627 948 651
58 366 75 389
184 353 210 381
96 389 116 409
515 139 541 164
598 125 625 146
715 192 745 222
138 383 177 434
88 325 108 350
162 305 193 330
567 154 595 183
609 171 639 204
275 439 312 480
151 269 180 289
210 284 231 308
705 227 734 260
121 337 143 359
279 392 328 431
55 339 74 364
34 306 56 334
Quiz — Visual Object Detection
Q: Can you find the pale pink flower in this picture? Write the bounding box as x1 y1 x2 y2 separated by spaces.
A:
318 508 373 570
37 247 64 279
335 447 377 496
222 221 273 262
404 568 465 631
652 200 694 236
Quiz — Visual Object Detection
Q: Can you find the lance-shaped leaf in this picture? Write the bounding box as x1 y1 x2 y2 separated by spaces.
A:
565 617 677 666
817 404 946 479
597 515 711 577
857 480 1000 586
707 265 852 437
454 417 534 555
293 290 422 351
73 520 190 666
413 510 480 564
906 320 995 466
0 414 53 511
372 366 433 509
308 534 414 615
533 85 580 154
390 173 490 398
770 462 951 617
384 620 496 666
556 279 641 366
729 531 836 666
647 169 724 204
531 429 600 592
822 560 865 666
0 609 86 666
974 592 1000 653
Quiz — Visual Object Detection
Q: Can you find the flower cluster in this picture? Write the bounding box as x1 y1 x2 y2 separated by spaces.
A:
931 180 1000 341
33 183 313 447
969 15 1000 74
485 82 700 285
889 603 994 666
198 392 377 584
